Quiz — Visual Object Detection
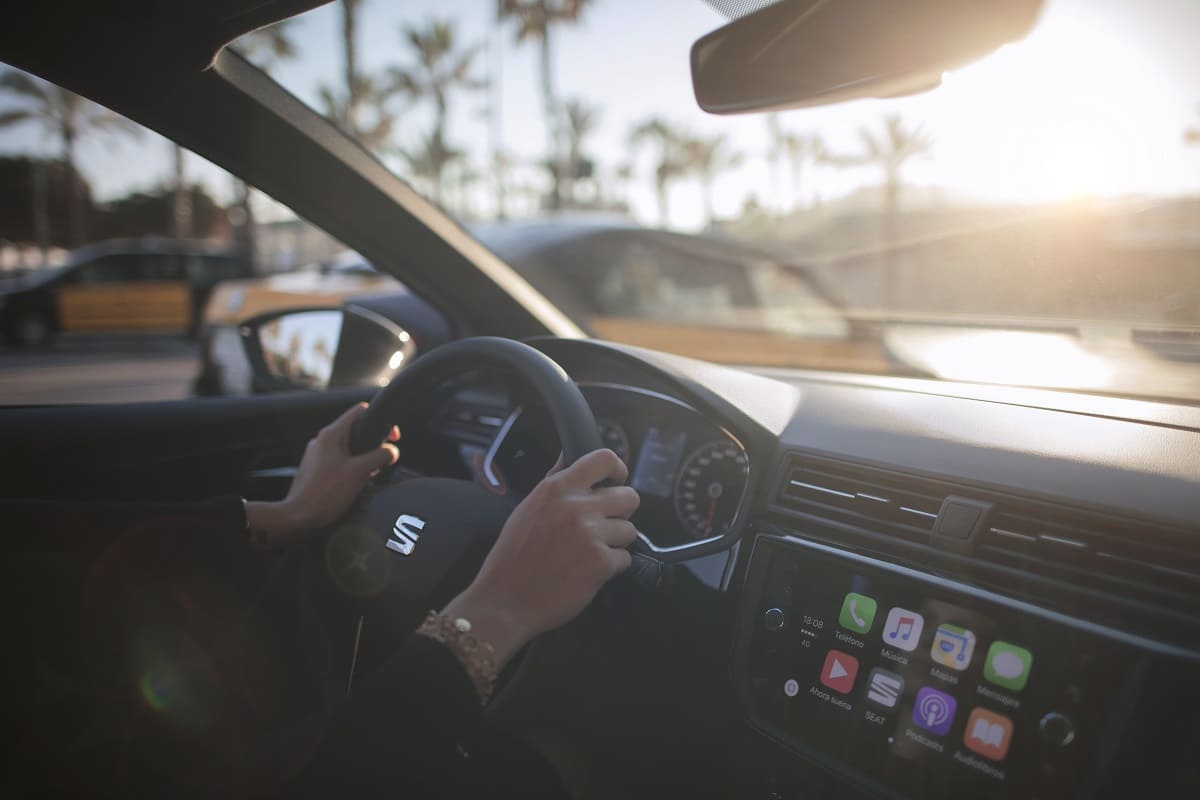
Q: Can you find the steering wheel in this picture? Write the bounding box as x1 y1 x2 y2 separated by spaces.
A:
290 337 610 700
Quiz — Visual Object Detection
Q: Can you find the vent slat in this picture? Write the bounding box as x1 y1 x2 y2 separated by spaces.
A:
778 458 945 537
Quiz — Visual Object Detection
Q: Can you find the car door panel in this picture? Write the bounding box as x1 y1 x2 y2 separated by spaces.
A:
0 387 373 503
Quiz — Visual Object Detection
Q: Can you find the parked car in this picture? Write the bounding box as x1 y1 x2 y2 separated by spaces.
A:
0 238 250 346
196 219 895 394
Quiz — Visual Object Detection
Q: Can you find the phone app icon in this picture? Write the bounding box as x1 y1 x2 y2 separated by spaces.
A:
964 707 1014 761
931 624 976 671
838 592 877 634
820 649 860 695
881 607 925 652
912 686 957 736
983 641 1033 691
866 668 904 710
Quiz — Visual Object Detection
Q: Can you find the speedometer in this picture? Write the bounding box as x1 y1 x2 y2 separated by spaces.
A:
674 439 748 539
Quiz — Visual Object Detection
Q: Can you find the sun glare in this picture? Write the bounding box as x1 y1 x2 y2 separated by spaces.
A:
929 3 1181 204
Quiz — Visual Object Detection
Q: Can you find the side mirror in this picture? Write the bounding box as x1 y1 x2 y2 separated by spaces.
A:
240 305 416 393
692 0 1043 114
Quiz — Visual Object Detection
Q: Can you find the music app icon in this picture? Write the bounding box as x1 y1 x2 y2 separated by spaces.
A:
881 607 925 652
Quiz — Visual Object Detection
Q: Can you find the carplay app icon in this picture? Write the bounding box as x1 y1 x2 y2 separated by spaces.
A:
983 641 1033 691
838 592 877 634
912 686 957 736
820 649 859 695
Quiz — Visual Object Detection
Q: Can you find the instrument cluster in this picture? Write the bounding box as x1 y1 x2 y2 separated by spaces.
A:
487 383 750 550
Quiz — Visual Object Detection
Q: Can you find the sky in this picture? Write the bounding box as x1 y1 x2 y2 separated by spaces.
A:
1 0 1199 231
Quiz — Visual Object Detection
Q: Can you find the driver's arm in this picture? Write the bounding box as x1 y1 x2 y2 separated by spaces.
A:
245 402 400 549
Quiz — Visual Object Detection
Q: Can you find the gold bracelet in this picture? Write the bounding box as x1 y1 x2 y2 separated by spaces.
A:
415 611 498 704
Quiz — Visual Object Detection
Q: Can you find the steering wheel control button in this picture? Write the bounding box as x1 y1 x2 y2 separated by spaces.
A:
1039 712 1076 747
783 678 800 697
764 607 786 631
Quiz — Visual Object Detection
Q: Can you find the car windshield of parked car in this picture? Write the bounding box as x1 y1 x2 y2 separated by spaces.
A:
1 0 1197 405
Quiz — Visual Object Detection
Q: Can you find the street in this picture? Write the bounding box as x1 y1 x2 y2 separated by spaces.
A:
0 335 198 405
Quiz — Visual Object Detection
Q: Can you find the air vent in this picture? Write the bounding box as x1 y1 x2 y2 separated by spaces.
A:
777 454 948 540
980 505 1200 603
773 452 1200 615
433 399 507 444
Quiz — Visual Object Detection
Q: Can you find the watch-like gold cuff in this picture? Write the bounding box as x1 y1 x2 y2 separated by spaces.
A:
416 610 498 704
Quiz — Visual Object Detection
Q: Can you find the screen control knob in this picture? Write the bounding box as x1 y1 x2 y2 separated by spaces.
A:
764 607 786 630
1039 712 1076 746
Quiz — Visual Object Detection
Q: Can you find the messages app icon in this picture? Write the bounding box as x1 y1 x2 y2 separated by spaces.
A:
838 592 877 634
984 641 1033 691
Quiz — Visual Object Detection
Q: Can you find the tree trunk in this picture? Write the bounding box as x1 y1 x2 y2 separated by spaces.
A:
792 159 804 212
31 160 50 265
702 175 714 230
171 143 192 239
63 128 85 247
539 29 562 210
233 177 257 273
489 16 507 220
656 177 669 228
341 0 360 131
882 167 899 314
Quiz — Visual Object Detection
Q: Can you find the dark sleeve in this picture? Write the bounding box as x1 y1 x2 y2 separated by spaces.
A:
293 634 568 800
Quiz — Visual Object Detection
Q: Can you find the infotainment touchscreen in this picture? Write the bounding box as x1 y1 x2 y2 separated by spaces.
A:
739 536 1136 799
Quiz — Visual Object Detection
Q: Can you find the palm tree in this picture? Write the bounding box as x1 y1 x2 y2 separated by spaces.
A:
562 98 600 206
317 0 398 152
682 134 743 228
859 114 933 240
630 117 688 227
767 114 825 214
497 0 594 209
858 114 933 310
227 21 300 269
389 19 486 204
0 70 139 247
399 133 464 206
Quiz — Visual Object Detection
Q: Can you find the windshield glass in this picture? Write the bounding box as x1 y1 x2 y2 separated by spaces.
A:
213 1 1200 399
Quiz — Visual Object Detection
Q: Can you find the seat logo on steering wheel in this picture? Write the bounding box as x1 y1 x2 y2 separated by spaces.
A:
387 514 427 556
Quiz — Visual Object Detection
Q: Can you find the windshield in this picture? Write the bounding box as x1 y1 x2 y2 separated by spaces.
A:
69 0 1200 399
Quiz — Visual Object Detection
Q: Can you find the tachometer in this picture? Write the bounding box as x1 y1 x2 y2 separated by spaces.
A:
597 418 631 464
674 439 748 539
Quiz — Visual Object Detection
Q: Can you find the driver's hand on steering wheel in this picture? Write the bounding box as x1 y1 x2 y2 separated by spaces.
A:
246 403 400 548
442 448 640 669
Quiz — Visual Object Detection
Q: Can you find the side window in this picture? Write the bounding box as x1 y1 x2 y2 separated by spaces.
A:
0 64 353 404
140 254 184 282
595 240 756 321
74 255 142 284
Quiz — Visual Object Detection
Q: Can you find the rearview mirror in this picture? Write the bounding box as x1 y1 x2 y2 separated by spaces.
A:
240 306 416 393
692 0 1044 114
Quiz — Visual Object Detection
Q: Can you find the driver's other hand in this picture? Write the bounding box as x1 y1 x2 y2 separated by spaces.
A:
245 403 400 547
443 448 639 668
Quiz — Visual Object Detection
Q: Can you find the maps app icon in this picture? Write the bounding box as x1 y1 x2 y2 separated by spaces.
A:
931 624 976 671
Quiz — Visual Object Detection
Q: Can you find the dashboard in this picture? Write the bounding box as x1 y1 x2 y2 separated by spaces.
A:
426 337 1200 799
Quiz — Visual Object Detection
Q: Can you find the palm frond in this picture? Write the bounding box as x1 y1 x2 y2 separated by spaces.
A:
0 70 51 104
0 108 34 128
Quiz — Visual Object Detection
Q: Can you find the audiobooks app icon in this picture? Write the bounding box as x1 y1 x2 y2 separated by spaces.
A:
964 707 1014 761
